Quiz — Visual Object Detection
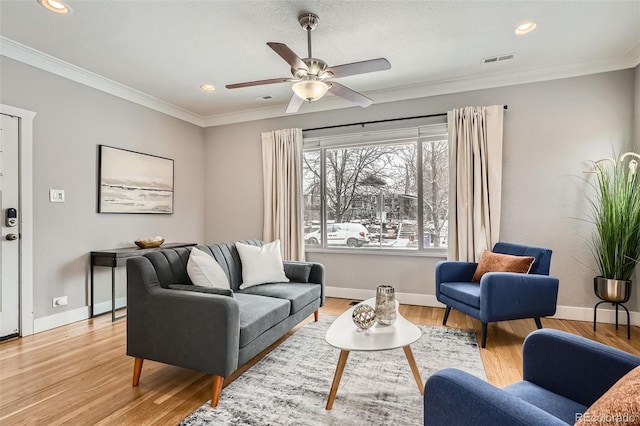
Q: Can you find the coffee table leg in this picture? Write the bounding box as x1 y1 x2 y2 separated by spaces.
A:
403 345 424 395
326 350 350 410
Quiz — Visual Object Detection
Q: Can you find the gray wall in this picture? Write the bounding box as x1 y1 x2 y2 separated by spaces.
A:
636 65 640 295
0 57 205 319
204 69 637 312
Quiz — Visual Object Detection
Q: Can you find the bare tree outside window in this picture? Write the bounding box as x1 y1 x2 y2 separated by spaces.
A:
423 140 449 247
303 150 321 225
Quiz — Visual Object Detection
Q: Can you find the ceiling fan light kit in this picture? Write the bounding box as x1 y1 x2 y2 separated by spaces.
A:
292 79 329 102
225 12 391 113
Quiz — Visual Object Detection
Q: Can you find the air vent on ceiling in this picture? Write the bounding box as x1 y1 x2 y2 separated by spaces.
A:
482 53 515 64
254 95 276 101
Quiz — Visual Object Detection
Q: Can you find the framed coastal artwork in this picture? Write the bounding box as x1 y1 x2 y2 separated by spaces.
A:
98 145 174 214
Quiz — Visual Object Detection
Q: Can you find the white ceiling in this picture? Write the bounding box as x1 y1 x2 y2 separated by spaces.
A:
1 0 639 127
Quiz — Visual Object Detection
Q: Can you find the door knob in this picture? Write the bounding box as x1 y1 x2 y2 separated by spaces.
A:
6 233 18 241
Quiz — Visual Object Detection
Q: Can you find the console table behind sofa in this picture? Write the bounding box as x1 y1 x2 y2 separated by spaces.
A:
90 242 197 321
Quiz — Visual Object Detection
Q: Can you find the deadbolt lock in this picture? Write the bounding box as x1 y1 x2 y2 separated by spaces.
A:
6 208 17 227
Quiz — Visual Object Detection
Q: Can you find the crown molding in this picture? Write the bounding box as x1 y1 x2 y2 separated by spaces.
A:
0 37 206 127
2 36 638 129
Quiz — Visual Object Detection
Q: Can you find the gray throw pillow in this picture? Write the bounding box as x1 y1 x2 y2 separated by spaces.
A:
169 284 234 298
283 262 313 283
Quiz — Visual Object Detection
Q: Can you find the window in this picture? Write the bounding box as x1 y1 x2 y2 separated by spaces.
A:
303 122 448 251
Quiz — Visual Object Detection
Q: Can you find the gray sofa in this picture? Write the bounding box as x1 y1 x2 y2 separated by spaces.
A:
126 240 325 406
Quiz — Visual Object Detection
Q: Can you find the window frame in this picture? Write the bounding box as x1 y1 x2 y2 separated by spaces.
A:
303 121 448 256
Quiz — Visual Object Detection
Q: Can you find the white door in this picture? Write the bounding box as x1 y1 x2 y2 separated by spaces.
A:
0 113 20 340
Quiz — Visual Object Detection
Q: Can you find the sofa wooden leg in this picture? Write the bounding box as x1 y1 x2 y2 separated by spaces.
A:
132 357 144 386
534 317 543 329
442 306 451 325
481 323 488 348
314 310 319 322
211 375 224 407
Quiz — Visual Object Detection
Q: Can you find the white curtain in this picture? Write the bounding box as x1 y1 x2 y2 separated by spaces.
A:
261 128 305 261
447 105 504 261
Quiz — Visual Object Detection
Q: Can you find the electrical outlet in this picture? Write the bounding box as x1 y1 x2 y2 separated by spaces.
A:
52 296 67 307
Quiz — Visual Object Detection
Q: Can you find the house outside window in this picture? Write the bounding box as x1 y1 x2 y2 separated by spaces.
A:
303 122 448 252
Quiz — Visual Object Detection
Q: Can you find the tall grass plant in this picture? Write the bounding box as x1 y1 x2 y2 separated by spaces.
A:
588 152 640 281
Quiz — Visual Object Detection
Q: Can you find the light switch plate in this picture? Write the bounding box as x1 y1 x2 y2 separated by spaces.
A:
50 189 65 203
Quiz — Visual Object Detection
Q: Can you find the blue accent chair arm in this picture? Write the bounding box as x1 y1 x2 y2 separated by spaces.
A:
435 261 477 297
522 329 640 407
479 273 559 322
424 368 567 426
435 261 478 282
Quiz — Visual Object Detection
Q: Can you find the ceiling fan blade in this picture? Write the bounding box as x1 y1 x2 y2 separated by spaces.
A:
267 42 309 71
286 93 305 114
327 82 372 108
325 58 391 79
225 77 294 89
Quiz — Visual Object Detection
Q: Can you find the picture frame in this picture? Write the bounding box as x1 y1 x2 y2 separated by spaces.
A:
98 145 174 214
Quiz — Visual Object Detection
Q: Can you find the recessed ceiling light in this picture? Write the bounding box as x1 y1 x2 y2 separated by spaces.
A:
200 84 216 92
515 21 537 35
38 0 72 14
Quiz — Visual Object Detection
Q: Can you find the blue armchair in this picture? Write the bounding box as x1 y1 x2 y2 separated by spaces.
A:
424 329 640 425
436 242 559 347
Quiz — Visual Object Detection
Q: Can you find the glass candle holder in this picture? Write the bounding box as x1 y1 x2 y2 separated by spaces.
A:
375 285 396 325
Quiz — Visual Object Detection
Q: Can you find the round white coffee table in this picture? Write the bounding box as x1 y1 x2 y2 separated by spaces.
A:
324 297 424 410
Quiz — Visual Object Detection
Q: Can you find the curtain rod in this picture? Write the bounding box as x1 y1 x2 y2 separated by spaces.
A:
302 105 508 132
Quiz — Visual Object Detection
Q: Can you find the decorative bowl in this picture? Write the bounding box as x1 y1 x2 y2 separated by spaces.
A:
135 238 164 249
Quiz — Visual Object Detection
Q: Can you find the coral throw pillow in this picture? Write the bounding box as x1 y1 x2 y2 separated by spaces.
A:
574 365 640 425
471 250 535 282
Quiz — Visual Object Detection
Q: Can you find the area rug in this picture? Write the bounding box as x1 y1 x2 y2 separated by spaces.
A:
180 316 485 426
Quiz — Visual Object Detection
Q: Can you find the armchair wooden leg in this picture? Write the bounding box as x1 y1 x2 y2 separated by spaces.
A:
534 317 543 329
314 310 319 322
442 306 451 325
481 323 488 348
132 357 144 386
211 375 224 407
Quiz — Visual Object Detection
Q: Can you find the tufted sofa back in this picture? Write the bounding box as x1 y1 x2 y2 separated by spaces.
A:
141 240 264 291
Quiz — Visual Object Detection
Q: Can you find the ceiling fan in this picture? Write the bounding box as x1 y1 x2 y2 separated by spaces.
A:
225 12 391 114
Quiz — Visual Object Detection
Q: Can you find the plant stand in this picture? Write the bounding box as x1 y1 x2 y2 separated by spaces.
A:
593 277 632 340
593 301 630 339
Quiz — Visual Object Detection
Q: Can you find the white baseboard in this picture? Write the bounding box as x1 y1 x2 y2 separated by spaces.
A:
93 297 127 316
326 286 446 308
552 305 640 327
325 286 640 327
33 297 126 334
34 305 89 333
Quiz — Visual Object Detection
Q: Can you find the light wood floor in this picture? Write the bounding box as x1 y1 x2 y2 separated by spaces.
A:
1 297 639 425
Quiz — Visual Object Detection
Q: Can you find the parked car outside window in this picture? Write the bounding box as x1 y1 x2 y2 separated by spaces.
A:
304 223 369 247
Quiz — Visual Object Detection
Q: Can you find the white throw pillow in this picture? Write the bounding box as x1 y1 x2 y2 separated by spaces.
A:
187 247 230 289
237 240 289 289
